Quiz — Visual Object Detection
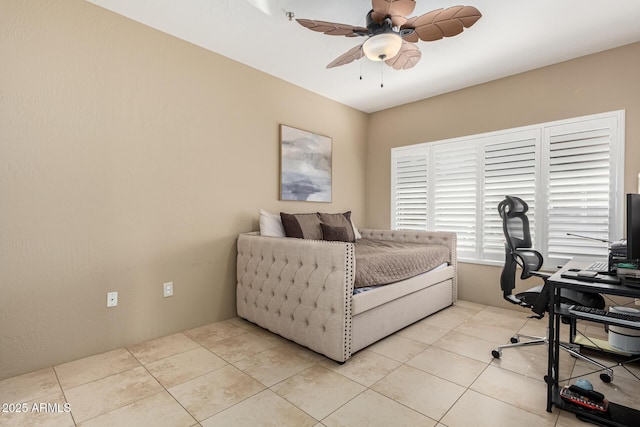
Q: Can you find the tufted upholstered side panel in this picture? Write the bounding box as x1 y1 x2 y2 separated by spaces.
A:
237 232 354 362
359 229 458 301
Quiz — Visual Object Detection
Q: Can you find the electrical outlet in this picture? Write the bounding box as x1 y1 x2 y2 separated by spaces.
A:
107 291 118 307
163 282 174 297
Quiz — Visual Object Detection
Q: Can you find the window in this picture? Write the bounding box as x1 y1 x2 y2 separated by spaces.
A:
391 110 625 267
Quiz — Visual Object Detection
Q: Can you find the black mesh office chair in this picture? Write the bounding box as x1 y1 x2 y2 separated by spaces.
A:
492 196 610 379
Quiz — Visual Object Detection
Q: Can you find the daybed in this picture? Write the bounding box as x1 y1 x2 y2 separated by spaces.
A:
236 228 457 362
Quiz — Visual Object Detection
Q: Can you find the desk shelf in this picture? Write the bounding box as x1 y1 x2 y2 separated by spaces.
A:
552 387 640 427
559 305 640 356
572 335 639 357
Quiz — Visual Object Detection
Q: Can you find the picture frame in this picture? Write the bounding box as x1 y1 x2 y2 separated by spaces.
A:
280 124 332 202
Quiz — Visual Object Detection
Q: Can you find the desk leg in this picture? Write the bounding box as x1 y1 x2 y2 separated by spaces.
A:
546 282 559 413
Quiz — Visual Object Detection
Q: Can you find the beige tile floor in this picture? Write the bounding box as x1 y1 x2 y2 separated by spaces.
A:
1 300 639 427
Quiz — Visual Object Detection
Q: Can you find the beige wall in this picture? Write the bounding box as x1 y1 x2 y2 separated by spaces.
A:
366 42 640 309
0 1 368 378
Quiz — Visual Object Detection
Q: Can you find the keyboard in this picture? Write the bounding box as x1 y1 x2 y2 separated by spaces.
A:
584 261 609 273
568 305 640 328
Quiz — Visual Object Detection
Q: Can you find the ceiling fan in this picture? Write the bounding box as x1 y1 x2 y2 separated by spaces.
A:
296 0 482 70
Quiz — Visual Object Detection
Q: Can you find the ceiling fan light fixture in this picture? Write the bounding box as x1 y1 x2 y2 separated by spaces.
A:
362 32 402 61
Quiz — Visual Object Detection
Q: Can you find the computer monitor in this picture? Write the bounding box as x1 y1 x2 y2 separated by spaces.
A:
627 193 640 260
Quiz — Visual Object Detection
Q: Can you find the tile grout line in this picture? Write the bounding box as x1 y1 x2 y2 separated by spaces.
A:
125 340 201 425
465 359 563 426
50 365 78 427
62 340 204 425
131 328 289 424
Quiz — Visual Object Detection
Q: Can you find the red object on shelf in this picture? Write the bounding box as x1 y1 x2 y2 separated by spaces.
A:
560 386 609 413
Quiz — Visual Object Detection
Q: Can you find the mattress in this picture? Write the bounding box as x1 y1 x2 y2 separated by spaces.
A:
353 262 448 295
354 238 451 288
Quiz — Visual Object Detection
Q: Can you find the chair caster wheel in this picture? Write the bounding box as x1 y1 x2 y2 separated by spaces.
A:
492 349 501 359
600 373 612 383
510 337 519 344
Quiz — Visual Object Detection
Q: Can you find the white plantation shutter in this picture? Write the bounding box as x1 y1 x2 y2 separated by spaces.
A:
544 117 620 265
391 110 624 266
432 142 477 258
391 147 429 230
482 131 540 261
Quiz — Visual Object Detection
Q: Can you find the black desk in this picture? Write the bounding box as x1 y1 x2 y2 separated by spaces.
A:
546 261 640 426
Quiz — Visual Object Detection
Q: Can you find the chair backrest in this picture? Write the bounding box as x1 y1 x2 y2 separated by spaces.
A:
498 196 544 303
498 196 532 252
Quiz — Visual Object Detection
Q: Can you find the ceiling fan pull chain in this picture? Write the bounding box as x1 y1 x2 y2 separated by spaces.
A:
380 62 384 88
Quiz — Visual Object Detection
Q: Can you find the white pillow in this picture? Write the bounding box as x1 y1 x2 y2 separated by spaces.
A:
351 218 362 240
259 209 285 237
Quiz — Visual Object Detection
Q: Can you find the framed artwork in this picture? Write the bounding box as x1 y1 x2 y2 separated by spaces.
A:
280 124 332 202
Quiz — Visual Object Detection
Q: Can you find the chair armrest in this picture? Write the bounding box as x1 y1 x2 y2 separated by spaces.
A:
513 249 544 279
530 271 551 280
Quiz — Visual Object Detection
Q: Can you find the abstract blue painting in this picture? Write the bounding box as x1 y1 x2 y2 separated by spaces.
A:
280 125 332 202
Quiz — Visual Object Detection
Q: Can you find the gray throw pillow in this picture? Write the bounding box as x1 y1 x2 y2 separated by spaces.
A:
318 211 355 242
320 223 351 242
280 212 322 240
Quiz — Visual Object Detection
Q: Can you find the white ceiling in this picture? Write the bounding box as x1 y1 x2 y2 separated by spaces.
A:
87 0 640 113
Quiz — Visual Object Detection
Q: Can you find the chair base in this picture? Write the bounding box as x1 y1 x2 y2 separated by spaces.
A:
491 329 614 383
491 333 546 359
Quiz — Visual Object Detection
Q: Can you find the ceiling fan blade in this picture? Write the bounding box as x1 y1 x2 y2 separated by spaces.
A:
326 44 365 68
385 42 421 70
403 5 482 42
401 17 419 42
297 19 367 37
371 0 416 26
